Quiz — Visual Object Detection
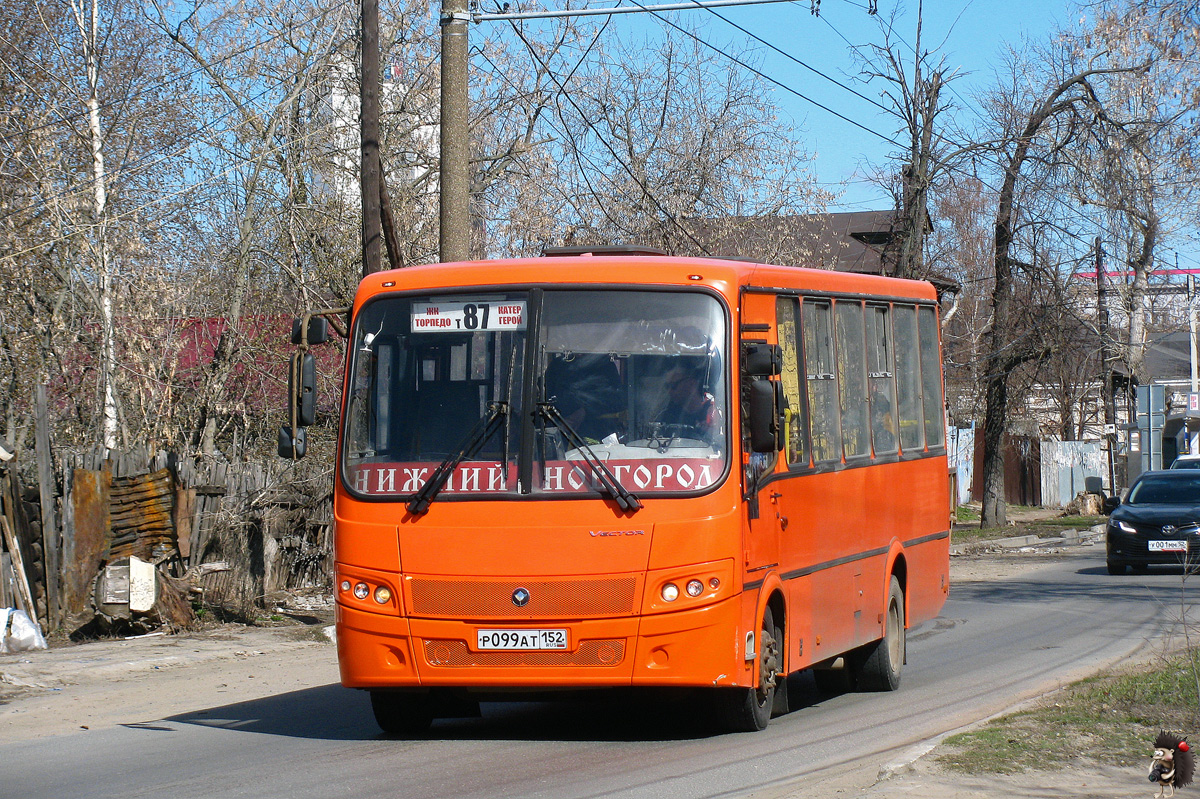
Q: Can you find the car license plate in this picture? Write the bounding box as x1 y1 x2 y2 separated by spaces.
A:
477 629 568 650
1149 540 1188 552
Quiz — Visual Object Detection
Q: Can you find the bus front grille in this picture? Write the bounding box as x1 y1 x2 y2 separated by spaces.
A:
422 639 626 667
409 576 637 618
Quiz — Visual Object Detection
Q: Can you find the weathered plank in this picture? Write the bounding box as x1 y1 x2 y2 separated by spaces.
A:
1 516 35 618
63 468 111 616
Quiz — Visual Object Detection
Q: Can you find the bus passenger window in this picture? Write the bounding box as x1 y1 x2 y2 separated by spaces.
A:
836 301 869 459
893 305 925 452
776 297 808 467
918 306 946 448
867 304 897 456
802 300 840 462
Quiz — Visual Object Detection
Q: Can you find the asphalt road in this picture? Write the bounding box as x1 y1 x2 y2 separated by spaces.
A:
2 545 1193 799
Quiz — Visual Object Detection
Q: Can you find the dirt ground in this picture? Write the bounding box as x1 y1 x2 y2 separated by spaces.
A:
0 525 1155 797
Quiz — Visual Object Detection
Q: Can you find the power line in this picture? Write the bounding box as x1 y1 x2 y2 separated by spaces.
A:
620 0 904 147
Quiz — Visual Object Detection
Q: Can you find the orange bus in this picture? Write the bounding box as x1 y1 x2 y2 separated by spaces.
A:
283 247 950 733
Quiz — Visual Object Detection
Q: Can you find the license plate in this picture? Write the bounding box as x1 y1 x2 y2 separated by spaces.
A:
477 629 568 650
1149 540 1188 552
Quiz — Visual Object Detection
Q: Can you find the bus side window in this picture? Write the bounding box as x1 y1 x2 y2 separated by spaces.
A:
918 306 946 448
776 296 808 467
867 304 897 456
893 305 925 452
835 300 869 460
802 299 840 462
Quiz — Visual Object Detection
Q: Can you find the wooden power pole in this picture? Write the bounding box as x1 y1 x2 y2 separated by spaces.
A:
439 0 471 263
360 0 383 279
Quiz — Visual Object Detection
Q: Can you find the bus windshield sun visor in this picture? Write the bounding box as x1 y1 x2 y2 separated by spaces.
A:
407 401 509 515
537 402 642 512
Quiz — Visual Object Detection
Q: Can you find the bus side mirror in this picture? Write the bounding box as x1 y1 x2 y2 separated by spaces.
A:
292 316 329 346
278 425 307 459
289 352 317 426
743 343 781 377
748 378 782 453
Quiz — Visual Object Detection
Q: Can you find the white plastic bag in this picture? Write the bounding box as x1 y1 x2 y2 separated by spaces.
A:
1 607 47 653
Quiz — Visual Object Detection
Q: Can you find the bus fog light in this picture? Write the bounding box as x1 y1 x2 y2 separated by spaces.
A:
686 579 703 597
373 586 392 604
661 583 679 602
353 582 370 600
340 580 351 592
709 577 720 590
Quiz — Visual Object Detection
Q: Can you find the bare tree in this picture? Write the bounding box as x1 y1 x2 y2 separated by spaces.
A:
855 1 961 280
489 29 832 259
977 40 1144 527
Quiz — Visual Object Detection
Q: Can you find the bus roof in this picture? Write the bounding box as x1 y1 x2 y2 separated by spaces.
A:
354 254 939 308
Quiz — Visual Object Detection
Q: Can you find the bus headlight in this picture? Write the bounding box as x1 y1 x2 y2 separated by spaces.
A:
353 582 370 600
686 579 704 597
661 583 680 602
373 586 392 604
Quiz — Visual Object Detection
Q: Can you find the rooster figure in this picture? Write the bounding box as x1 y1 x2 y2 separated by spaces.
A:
1150 731 1195 798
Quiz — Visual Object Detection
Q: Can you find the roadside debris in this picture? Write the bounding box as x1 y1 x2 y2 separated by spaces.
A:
1 607 47 653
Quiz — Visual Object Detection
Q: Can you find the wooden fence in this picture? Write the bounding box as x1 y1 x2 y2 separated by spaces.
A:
1 444 333 631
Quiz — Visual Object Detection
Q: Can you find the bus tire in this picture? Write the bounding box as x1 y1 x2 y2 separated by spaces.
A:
369 690 434 735
716 606 780 732
856 576 904 692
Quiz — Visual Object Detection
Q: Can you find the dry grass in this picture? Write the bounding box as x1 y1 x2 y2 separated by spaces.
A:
937 650 1200 773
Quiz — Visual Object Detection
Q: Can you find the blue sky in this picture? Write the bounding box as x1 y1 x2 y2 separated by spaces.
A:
480 0 1078 209
648 0 1078 211
482 1 1198 265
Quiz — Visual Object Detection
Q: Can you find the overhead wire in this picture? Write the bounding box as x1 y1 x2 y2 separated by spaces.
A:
500 11 714 252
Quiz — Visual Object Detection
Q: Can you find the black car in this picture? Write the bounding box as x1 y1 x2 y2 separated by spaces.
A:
1106 471 1200 574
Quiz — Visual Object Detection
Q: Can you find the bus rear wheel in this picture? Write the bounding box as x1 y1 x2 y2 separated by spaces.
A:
369 690 434 735
716 606 781 732
856 576 904 692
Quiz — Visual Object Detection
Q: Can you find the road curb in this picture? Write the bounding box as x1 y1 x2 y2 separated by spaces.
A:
950 523 1105 555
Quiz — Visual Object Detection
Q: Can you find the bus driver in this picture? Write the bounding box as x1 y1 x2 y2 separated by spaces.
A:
656 364 719 440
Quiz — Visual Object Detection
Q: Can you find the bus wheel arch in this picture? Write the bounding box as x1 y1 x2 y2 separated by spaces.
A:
717 590 785 731
888 553 908 630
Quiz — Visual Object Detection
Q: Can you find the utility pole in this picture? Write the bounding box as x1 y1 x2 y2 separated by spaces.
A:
1189 264 1199 454
440 0 470 263
361 0 383 278
1096 237 1117 493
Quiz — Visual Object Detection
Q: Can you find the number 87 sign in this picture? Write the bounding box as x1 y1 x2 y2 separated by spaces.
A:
411 299 527 332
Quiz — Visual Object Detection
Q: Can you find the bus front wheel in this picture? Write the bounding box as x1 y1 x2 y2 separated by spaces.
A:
856 576 904 692
369 690 434 735
716 606 781 732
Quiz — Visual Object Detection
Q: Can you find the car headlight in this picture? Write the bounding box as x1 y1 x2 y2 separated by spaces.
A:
1112 520 1136 533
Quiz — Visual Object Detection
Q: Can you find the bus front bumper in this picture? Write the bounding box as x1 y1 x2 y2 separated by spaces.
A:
336 595 744 690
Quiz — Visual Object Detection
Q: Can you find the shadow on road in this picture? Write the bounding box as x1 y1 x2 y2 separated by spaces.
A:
166 673 840 743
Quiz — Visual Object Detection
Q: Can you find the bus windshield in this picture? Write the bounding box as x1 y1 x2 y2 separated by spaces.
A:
343 289 729 500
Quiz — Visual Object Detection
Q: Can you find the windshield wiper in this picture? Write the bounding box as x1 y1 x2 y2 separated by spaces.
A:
537 402 642 513
408 401 509 515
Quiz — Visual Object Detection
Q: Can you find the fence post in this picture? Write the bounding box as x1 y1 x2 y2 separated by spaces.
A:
35 384 61 629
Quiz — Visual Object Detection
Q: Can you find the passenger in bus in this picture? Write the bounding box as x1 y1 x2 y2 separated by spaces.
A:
656 364 719 440
871 390 896 452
